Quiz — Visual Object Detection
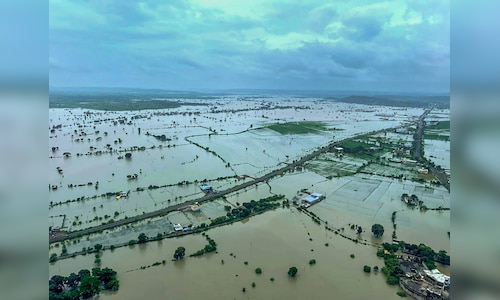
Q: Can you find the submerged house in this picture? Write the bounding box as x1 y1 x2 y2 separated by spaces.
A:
200 185 212 192
301 193 324 206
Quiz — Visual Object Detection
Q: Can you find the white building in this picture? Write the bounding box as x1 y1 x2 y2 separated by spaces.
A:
424 269 450 287
301 193 324 206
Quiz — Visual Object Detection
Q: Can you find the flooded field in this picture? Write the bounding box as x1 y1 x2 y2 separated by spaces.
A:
49 96 449 299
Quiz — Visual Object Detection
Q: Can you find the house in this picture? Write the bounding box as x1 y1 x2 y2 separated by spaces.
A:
200 185 212 192
423 269 450 287
418 167 428 174
173 224 183 232
395 128 409 134
301 193 324 206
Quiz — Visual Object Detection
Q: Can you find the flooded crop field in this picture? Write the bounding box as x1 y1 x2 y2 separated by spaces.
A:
49 95 449 299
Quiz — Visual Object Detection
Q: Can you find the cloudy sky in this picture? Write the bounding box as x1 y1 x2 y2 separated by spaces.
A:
49 0 449 93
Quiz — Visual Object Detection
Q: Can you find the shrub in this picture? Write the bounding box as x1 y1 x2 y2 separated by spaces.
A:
363 265 371 273
350 254 355 258
255 267 262 274
386 276 399 285
309 259 317 265
397 291 407 297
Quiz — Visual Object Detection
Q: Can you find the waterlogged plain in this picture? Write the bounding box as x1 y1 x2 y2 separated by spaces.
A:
49 96 449 299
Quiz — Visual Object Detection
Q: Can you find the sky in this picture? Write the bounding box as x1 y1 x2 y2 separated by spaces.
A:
49 0 449 93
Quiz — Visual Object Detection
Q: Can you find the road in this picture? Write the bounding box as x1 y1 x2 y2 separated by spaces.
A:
49 124 405 243
412 107 450 191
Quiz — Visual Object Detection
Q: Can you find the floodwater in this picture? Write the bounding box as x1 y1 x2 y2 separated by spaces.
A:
50 209 403 300
49 96 449 299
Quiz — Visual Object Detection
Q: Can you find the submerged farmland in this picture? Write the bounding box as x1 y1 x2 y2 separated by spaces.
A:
49 93 450 300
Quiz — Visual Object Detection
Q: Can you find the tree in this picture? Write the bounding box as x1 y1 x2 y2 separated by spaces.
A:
255 267 262 274
363 265 371 273
66 272 80 290
138 233 148 244
288 266 298 278
78 269 91 279
94 244 103 252
357 226 363 234
49 275 65 293
79 274 100 299
174 246 186 260
371 224 385 238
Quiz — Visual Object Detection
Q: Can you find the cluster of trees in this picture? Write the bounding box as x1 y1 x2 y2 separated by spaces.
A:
375 247 404 285
211 195 285 226
376 241 451 285
190 234 217 257
403 243 450 267
400 193 423 208
49 267 119 300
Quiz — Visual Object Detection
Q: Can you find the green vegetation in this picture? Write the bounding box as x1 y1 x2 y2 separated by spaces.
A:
376 241 450 286
128 239 137 246
270 277 275 282
426 121 450 130
363 265 371 273
49 91 208 111
94 244 103 252
350 254 355 259
138 233 148 244
251 282 256 288
190 234 217 257
397 291 408 297
255 267 262 274
340 140 371 151
209 195 285 226
371 224 385 238
288 266 298 278
174 247 186 260
49 267 119 300
337 138 390 161
309 259 317 265
423 133 450 141
267 121 330 135
50 253 58 263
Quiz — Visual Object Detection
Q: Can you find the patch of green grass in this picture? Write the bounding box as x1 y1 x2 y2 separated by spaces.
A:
424 134 450 141
426 121 450 130
339 140 371 150
267 121 329 135
418 173 437 181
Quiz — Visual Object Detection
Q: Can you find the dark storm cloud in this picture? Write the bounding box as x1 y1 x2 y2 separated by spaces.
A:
50 0 449 93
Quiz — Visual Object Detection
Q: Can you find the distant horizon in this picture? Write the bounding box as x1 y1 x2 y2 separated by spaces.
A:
49 85 450 97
